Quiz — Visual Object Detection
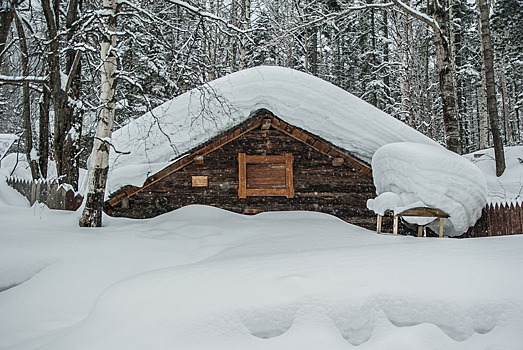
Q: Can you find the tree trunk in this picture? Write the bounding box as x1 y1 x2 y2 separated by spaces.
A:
368 1 378 107
478 79 489 149
238 0 250 70
62 0 82 190
396 6 413 125
432 0 461 153
230 0 238 70
39 86 50 178
80 0 118 227
14 11 40 180
478 0 505 176
392 0 461 153
382 10 391 101
41 0 71 185
0 0 14 66
513 81 521 143
423 32 434 140
453 0 470 152
500 60 512 143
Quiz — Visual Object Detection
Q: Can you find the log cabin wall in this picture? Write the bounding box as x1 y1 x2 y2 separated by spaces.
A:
108 124 377 229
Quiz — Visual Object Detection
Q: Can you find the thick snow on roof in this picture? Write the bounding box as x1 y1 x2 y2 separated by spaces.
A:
108 66 439 193
367 142 488 236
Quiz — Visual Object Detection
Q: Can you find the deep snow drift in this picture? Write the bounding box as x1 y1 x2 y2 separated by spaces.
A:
367 142 488 235
107 66 439 193
1 174 523 349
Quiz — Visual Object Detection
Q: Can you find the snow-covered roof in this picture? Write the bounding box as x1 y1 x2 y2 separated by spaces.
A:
108 66 440 193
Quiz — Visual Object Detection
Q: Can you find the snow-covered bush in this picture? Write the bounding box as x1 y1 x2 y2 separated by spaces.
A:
367 142 487 236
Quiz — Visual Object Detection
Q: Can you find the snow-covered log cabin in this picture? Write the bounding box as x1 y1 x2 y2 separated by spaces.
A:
104 66 439 229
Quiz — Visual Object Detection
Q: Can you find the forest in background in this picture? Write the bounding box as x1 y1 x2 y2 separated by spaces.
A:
1 0 522 191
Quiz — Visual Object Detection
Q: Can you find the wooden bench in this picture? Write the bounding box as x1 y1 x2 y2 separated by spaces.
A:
376 207 450 237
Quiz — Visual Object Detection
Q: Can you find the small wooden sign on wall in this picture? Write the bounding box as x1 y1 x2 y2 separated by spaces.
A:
192 176 208 187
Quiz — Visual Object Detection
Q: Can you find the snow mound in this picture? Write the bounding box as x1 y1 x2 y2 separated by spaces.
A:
107 66 439 193
1 197 523 349
367 142 487 235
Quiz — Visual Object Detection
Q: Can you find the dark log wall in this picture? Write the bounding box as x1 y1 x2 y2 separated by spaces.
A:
109 127 377 229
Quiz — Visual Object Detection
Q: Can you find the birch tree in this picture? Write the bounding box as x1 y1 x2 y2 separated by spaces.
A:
80 0 118 227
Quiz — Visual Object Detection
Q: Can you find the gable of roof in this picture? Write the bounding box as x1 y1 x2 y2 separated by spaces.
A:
107 109 372 208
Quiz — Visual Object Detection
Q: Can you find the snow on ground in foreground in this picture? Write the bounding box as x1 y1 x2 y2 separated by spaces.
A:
464 146 523 201
1 178 522 349
368 143 487 236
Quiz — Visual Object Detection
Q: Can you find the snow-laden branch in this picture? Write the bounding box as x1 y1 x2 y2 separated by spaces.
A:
94 137 130 155
0 75 48 84
289 2 395 33
391 0 439 31
162 0 253 36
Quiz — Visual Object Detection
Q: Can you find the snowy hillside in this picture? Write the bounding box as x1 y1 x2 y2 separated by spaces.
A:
107 66 440 193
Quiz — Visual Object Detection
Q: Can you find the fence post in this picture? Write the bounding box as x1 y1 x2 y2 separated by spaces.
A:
519 201 523 235
30 180 37 206
487 203 493 236
504 202 509 235
48 181 59 209
36 180 43 204
509 202 516 235
58 186 67 210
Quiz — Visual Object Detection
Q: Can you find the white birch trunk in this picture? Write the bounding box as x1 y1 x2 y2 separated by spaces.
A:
79 0 118 227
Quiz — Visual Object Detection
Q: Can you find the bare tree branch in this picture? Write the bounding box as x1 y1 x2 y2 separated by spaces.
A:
289 2 395 33
163 0 254 36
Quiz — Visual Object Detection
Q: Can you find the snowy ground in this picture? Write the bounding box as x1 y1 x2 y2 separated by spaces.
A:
464 146 523 201
1 177 523 349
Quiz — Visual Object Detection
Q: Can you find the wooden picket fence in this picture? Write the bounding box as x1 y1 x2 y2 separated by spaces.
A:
462 200 523 237
6 177 83 211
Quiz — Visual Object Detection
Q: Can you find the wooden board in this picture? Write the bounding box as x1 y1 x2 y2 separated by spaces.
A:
191 176 208 187
239 153 294 197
